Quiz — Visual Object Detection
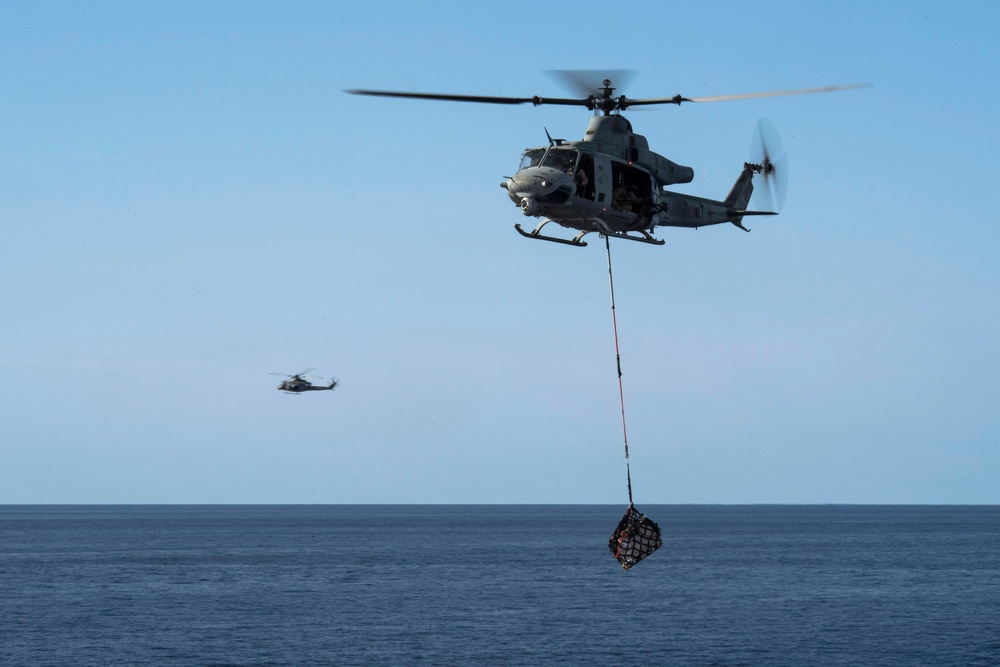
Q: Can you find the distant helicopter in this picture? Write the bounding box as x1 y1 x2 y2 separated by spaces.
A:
271 369 338 394
347 72 868 246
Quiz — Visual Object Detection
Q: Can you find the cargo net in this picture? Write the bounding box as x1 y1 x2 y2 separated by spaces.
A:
609 504 663 570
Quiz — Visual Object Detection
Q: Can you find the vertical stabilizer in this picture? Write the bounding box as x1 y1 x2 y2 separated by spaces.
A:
724 165 757 231
725 165 755 211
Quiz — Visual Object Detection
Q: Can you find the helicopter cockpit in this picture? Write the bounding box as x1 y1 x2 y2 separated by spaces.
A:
517 147 580 174
540 148 579 174
513 146 595 202
518 148 545 172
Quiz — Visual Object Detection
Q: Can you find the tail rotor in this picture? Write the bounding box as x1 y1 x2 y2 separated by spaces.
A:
749 118 789 213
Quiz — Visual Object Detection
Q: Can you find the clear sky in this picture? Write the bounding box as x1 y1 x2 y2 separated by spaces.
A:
2 1 998 504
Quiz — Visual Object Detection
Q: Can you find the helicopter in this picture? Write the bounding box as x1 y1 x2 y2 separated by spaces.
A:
271 369 338 394
346 73 868 246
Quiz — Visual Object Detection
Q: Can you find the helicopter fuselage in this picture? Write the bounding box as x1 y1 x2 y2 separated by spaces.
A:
504 114 763 245
278 380 338 393
349 75 864 246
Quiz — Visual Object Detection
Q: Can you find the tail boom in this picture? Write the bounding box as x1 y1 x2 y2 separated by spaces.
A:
653 163 775 232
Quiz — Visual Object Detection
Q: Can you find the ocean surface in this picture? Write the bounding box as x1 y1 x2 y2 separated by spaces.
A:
2 505 998 666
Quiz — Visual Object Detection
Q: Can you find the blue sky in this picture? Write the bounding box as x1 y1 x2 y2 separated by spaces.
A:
2 1 997 503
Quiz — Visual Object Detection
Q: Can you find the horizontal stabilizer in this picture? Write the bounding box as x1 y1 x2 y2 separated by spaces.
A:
729 210 778 216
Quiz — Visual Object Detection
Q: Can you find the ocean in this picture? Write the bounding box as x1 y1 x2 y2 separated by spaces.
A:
2 505 998 666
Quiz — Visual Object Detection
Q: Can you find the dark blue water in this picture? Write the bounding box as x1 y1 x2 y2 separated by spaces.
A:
2 505 998 666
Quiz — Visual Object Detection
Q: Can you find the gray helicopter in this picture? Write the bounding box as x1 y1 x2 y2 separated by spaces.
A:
347 74 867 246
271 369 338 394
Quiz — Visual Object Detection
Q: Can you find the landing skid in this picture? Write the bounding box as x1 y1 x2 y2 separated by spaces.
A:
515 220 666 247
601 229 665 246
514 221 590 247
593 220 665 245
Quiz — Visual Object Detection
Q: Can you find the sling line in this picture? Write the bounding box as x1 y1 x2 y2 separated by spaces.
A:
604 235 664 570
605 234 633 507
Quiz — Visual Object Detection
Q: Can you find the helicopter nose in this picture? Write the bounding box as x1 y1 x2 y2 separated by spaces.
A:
509 167 571 197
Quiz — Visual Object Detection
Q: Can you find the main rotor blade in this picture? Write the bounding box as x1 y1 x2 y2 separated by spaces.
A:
683 83 872 104
345 88 589 107
625 95 691 107
625 83 870 108
346 89 533 104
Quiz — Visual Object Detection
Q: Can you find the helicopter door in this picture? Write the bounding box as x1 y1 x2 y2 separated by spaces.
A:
610 162 652 219
575 153 595 200
593 153 611 205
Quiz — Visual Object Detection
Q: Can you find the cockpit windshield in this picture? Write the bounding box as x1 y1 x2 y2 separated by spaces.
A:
518 148 545 172
540 148 579 175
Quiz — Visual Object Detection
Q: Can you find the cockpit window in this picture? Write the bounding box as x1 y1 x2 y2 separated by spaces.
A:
540 148 579 175
518 149 545 172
